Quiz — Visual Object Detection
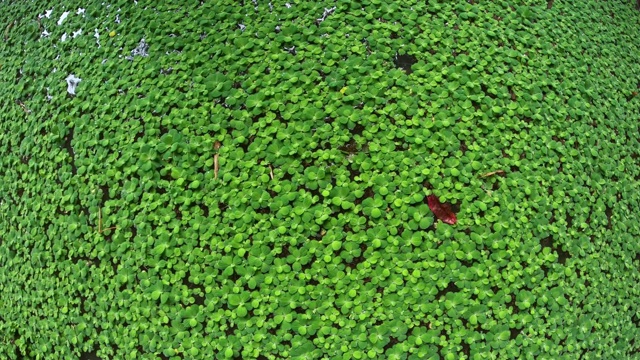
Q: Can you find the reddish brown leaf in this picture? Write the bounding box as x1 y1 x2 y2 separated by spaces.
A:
427 195 457 225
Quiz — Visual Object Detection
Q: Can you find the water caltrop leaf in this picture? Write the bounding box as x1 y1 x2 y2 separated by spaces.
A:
427 195 457 225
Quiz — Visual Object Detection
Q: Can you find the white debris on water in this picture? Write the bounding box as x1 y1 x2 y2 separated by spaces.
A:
125 38 149 60
40 9 53 19
57 11 70 25
65 74 82 95
317 6 336 24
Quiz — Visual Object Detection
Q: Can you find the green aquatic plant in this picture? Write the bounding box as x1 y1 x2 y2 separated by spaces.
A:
1 0 640 359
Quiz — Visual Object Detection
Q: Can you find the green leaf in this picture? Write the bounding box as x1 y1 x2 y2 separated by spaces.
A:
496 329 510 342
152 243 168 257
150 289 162 301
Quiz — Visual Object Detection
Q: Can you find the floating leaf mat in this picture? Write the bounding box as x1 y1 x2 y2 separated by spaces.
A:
1 0 640 359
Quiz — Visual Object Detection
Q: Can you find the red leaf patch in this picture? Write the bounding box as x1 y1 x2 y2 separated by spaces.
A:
427 195 457 225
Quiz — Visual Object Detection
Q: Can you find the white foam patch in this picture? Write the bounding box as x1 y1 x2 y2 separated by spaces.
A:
57 11 70 25
65 74 82 95
40 9 53 19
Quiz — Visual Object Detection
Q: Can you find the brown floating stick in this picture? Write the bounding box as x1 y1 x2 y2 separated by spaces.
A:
17 100 30 113
479 170 505 178
97 207 116 233
481 185 493 197
4 20 15 41
214 141 221 180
